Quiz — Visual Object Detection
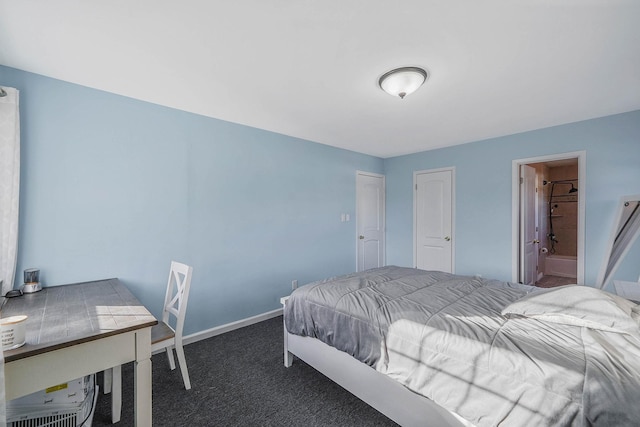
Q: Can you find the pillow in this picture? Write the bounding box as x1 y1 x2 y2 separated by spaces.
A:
502 285 640 335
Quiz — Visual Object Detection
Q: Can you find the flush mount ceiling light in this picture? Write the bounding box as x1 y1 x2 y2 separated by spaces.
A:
378 67 428 99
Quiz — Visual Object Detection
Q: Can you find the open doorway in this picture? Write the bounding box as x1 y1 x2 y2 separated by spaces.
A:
512 152 585 286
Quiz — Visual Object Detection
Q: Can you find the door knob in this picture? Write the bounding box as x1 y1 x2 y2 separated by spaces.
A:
359 235 365 240
533 239 540 244
444 236 451 241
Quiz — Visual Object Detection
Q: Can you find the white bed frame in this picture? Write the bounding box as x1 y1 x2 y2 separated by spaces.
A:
281 298 469 427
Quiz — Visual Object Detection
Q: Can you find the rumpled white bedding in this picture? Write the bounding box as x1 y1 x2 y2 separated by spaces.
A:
284 266 640 426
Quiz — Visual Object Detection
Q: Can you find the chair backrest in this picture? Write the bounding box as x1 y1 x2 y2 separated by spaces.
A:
162 261 193 341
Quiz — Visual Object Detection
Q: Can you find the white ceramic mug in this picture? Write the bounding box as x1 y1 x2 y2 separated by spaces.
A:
1 315 27 350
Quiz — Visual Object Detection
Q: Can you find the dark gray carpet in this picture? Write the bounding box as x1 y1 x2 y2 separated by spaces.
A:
92 316 398 426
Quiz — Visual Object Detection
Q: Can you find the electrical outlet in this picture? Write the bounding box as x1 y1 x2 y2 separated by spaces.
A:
292 280 298 290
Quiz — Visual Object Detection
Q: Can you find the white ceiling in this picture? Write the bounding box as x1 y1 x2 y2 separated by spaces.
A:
1 1 639 158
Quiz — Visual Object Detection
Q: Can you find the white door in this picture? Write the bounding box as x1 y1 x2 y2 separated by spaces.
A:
356 172 385 271
520 165 538 285
415 169 454 272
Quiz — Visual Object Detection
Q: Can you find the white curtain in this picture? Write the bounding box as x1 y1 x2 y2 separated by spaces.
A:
0 86 18 426
0 86 20 297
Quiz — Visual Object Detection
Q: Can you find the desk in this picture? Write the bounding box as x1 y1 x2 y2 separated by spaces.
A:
1 278 157 426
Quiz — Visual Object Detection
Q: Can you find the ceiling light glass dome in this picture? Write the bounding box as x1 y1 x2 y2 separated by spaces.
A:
379 67 428 99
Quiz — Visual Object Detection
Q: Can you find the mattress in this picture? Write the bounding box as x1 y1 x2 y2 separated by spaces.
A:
284 266 640 426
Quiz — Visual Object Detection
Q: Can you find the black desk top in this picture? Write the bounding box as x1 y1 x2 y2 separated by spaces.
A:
1 278 157 363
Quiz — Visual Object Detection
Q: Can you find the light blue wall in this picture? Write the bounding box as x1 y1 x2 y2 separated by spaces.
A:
1 66 383 334
3 64 639 338
384 110 640 289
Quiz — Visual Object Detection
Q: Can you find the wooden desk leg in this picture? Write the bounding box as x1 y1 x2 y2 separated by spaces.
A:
104 368 113 394
134 328 153 427
111 366 122 423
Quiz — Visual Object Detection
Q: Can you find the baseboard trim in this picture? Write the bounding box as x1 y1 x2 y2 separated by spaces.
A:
181 308 283 347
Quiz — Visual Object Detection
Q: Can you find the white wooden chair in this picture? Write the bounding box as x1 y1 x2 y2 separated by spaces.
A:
104 261 194 422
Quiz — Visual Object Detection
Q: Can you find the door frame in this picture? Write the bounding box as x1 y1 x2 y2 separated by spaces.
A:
511 151 586 285
413 167 456 272
355 171 386 271
520 164 538 285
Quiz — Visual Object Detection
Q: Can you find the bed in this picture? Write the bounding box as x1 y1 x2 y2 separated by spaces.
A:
281 266 640 427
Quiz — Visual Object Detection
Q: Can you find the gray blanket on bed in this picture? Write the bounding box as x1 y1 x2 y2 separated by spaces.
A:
284 266 640 426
